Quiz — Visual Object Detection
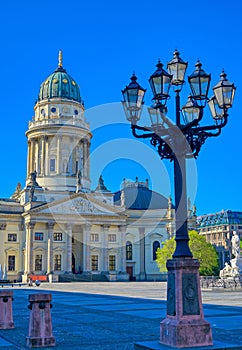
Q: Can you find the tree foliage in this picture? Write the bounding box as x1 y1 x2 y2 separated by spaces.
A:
156 230 219 276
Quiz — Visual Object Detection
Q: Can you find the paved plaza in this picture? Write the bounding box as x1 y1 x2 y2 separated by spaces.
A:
0 282 242 349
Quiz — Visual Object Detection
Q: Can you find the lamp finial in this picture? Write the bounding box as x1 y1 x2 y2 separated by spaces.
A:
58 50 63 67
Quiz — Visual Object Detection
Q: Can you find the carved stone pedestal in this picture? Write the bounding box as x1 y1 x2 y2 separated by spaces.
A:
160 257 212 348
0 291 14 329
26 294 56 348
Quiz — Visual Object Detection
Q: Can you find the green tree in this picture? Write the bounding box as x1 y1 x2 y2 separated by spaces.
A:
156 230 219 276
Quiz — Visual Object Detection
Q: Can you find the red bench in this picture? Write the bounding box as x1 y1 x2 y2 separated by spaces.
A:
28 275 48 282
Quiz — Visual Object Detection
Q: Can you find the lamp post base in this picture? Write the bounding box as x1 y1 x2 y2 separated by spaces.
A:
160 257 212 348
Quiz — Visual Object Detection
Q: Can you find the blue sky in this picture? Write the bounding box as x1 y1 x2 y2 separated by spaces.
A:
0 0 241 215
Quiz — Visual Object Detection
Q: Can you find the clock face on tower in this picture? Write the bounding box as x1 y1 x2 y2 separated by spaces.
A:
51 107 56 113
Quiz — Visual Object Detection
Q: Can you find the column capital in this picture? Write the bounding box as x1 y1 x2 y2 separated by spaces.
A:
26 221 36 229
0 223 7 230
101 224 110 232
83 223 92 231
118 225 126 233
47 221 55 230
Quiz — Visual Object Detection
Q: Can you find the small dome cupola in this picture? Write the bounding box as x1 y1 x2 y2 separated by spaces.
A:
38 50 82 103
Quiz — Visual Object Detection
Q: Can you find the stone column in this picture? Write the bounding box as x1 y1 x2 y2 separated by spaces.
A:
119 225 127 273
31 139 35 174
139 227 146 280
83 224 92 272
45 137 49 175
28 139 34 175
25 222 35 274
68 137 73 174
86 140 90 180
27 140 31 177
72 137 77 174
47 221 55 274
79 140 83 172
34 139 39 172
18 223 24 274
41 136 45 176
101 225 109 272
56 136 61 175
66 224 73 272
83 139 88 179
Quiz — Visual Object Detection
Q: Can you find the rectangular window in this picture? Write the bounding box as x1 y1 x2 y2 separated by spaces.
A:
54 254 61 271
34 232 44 241
109 255 116 271
90 234 99 242
50 158 56 172
108 234 116 242
35 255 42 271
53 232 62 241
91 255 98 271
8 256 15 271
8 234 17 242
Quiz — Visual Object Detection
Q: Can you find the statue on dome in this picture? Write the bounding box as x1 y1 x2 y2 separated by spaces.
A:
28 170 39 187
11 182 22 200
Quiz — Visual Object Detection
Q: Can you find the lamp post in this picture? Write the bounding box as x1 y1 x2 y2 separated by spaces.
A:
122 50 235 348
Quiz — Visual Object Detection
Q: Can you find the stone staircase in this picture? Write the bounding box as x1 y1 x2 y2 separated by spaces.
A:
59 273 109 282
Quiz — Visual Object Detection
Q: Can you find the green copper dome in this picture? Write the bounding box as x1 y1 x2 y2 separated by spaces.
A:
37 51 82 103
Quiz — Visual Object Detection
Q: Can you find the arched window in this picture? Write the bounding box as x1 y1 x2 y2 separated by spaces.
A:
126 241 132 260
153 240 160 261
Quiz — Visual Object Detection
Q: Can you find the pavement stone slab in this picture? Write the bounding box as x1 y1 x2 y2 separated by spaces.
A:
0 283 242 349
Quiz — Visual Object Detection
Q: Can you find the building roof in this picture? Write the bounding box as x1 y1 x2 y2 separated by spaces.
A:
114 179 171 210
37 51 82 104
197 210 242 228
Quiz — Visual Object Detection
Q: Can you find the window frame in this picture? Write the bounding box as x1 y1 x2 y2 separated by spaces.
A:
53 232 63 241
126 241 133 260
108 234 117 242
91 255 98 271
153 240 160 261
8 233 17 242
90 233 99 242
8 255 15 271
35 254 42 271
34 232 44 241
54 254 62 271
109 255 116 271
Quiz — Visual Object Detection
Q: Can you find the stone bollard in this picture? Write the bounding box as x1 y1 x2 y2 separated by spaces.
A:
0 290 14 329
26 294 56 348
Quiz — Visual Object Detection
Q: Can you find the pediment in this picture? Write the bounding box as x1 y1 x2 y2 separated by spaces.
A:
31 193 124 217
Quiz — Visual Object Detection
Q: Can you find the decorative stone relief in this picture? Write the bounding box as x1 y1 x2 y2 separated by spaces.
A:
46 197 104 215
182 273 200 316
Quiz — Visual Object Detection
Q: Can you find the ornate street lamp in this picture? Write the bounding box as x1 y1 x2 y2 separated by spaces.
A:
121 73 146 123
122 50 235 348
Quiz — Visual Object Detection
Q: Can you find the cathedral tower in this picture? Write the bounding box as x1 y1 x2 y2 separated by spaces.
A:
25 51 91 193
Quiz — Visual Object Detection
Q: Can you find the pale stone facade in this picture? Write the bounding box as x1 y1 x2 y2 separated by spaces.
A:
0 52 196 282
